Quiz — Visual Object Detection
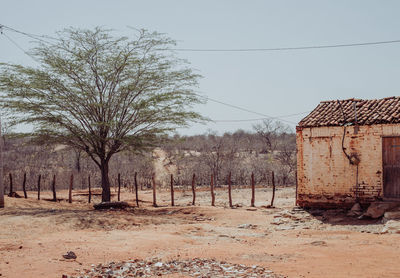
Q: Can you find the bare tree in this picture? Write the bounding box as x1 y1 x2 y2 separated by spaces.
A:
253 119 290 154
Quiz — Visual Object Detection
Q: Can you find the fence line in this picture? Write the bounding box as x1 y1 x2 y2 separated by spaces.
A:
4 170 281 208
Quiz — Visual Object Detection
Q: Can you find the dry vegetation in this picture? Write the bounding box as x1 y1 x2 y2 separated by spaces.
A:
2 122 296 194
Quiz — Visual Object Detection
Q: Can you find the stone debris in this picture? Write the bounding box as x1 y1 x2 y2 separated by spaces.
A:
309 240 327 246
347 203 363 217
363 202 400 219
193 216 214 221
63 251 77 260
69 258 284 278
237 224 258 229
382 210 400 223
381 220 400 234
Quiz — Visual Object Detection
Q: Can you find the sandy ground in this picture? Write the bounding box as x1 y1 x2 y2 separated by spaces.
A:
1 185 400 278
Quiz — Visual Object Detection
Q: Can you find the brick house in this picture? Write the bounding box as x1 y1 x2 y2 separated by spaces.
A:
296 97 400 208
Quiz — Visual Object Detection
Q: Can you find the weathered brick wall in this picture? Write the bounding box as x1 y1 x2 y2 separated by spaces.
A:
296 124 400 208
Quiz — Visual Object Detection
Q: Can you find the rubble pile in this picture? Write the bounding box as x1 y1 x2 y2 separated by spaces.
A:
70 258 283 278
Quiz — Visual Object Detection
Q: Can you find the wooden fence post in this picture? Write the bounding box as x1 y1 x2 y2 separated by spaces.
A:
117 173 121 202
251 172 255 207
88 175 91 204
22 172 27 199
152 174 157 207
134 172 139 207
271 171 276 207
210 174 215 206
170 174 174 206
51 174 56 201
37 174 41 200
8 173 13 196
191 173 196 206
228 171 232 208
69 174 73 204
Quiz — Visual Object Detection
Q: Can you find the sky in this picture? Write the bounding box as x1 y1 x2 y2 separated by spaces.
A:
1 0 400 135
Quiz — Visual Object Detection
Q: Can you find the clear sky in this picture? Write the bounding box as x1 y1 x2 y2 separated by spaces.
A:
1 0 400 135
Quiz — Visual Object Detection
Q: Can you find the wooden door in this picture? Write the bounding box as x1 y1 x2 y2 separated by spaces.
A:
383 137 400 198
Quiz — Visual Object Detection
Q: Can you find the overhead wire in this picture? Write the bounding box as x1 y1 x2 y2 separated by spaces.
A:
2 33 39 63
212 111 311 123
195 93 300 124
174 39 400 52
0 23 57 44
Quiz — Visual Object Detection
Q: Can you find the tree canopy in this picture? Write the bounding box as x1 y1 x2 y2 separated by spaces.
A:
0 27 205 201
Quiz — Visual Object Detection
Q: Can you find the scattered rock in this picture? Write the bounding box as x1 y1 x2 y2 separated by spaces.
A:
71 258 283 278
271 217 289 225
363 202 400 219
275 225 295 231
347 203 363 217
383 211 400 223
218 234 230 238
237 224 257 229
194 216 214 221
381 220 400 234
309 240 327 246
62 251 77 260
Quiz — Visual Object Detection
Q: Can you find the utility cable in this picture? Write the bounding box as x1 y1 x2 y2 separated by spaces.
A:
212 111 310 123
174 39 400 52
195 93 298 124
0 24 57 44
2 33 39 63
3 23 400 53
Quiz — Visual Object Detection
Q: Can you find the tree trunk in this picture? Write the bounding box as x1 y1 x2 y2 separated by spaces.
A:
100 161 111 202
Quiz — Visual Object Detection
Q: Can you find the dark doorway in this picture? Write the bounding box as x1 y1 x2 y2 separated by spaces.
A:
383 137 400 198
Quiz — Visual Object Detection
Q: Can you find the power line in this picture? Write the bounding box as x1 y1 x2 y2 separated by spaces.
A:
195 93 299 124
0 24 57 44
2 33 39 63
3 23 400 53
212 111 310 123
174 39 400 52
